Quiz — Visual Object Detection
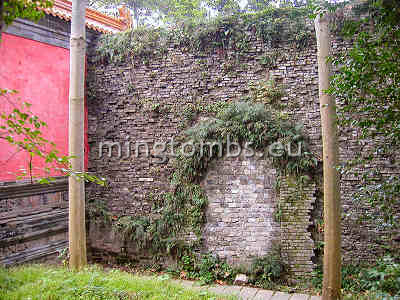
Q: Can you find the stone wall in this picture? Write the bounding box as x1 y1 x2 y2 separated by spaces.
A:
279 176 316 276
0 178 68 266
86 23 399 276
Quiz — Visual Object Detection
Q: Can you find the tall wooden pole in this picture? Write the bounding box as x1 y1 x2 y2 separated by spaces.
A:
69 0 87 270
315 14 342 300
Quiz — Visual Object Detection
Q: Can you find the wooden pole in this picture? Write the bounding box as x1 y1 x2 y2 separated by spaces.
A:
68 0 87 270
315 13 342 300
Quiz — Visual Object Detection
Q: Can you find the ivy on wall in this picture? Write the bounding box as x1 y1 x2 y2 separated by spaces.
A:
94 6 314 64
88 79 319 259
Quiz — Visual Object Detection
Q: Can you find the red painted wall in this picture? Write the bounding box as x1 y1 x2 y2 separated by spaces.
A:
0 33 86 182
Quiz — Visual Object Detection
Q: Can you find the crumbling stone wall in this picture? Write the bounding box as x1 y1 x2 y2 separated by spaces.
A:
86 24 398 276
278 176 316 276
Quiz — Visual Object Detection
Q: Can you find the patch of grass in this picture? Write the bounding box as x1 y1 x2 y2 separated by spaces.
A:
0 264 237 300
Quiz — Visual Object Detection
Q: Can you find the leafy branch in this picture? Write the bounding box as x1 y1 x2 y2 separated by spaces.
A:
0 88 105 185
326 0 400 230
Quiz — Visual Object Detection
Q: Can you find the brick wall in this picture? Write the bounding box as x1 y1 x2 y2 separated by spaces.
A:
86 25 399 276
201 154 281 266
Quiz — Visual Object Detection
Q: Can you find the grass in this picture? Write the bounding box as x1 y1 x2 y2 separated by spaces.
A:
0 264 237 300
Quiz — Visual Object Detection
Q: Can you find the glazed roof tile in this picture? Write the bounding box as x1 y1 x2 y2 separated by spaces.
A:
44 0 126 33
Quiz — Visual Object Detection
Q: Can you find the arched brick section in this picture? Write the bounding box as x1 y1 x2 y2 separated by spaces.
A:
201 154 280 265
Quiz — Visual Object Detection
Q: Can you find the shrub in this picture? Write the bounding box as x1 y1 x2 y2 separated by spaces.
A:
248 246 287 288
312 255 400 298
363 255 400 297
175 253 236 285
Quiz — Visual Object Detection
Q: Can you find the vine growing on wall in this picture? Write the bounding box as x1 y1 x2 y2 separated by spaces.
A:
326 0 400 235
94 6 314 64
90 79 319 258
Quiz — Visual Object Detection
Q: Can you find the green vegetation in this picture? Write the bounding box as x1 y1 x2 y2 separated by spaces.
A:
89 77 317 283
1 8 105 185
326 0 400 231
0 264 236 300
181 101 316 177
166 246 287 288
95 6 313 63
0 89 105 185
168 253 237 285
0 0 52 39
89 0 307 29
248 246 287 289
90 1 400 296
311 255 400 300
96 93 317 258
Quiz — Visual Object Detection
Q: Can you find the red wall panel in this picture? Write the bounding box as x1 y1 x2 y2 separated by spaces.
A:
0 33 72 181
